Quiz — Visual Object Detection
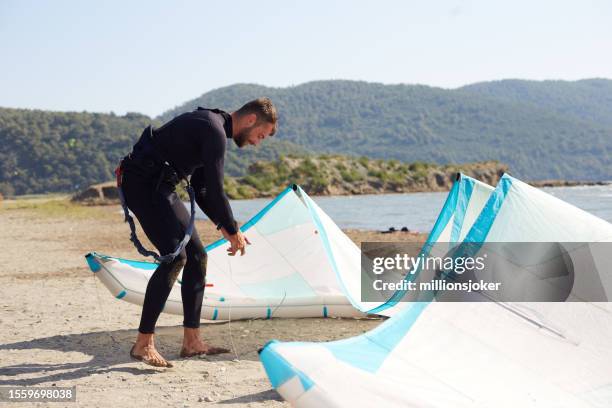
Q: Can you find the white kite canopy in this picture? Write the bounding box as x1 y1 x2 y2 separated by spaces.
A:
354 174 495 316
85 185 365 320
260 174 612 407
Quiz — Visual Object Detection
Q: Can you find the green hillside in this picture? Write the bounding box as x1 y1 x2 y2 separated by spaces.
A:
161 80 612 181
459 78 612 127
0 109 151 196
0 108 306 195
2 79 611 196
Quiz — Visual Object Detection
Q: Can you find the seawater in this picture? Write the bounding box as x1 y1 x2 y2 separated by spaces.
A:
193 185 612 232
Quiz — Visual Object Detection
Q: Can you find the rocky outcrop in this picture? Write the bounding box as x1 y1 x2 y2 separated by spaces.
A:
417 161 506 192
72 156 511 202
224 155 509 199
71 181 119 205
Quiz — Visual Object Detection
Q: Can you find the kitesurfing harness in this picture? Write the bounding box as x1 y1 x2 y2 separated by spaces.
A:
115 126 196 264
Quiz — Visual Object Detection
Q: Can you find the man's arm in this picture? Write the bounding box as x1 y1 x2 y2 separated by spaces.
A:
191 163 238 235
192 167 250 255
191 120 252 255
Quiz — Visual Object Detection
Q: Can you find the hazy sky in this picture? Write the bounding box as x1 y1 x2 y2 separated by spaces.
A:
1 0 610 117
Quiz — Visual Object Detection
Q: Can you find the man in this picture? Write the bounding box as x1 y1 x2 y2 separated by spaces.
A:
118 98 277 367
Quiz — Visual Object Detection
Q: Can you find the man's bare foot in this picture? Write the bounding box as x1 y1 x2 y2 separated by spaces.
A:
130 333 173 368
180 327 230 357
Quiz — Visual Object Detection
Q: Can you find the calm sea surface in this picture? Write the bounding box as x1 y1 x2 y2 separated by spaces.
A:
194 185 612 232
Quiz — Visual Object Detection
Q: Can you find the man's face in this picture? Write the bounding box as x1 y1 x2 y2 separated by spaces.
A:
235 120 275 148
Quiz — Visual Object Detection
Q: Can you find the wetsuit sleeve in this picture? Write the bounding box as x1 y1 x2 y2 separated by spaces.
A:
191 138 238 235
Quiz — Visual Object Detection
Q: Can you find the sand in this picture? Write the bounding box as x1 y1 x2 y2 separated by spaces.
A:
0 198 425 407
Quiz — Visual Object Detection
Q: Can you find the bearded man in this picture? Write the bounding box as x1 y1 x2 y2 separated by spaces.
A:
117 98 277 367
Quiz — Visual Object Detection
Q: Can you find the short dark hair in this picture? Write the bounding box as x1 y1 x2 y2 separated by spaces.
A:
235 97 278 136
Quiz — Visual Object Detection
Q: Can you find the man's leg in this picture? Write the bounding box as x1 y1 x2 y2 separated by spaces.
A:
138 250 187 333
130 249 186 367
180 232 206 329
122 176 189 366
180 235 229 356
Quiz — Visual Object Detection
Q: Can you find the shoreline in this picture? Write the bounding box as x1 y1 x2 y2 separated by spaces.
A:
527 179 611 188
56 177 612 206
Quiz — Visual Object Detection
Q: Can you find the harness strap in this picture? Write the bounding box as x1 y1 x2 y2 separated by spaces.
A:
115 162 196 264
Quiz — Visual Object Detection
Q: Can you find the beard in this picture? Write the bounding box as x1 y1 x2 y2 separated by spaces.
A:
234 124 255 148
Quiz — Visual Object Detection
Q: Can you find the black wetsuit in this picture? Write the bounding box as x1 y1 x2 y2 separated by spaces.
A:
120 108 238 333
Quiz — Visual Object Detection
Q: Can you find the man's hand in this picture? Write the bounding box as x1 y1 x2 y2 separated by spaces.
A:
220 227 251 256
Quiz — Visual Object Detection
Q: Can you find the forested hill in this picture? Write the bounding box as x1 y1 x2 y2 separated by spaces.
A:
0 108 306 195
459 79 612 127
1 79 611 196
0 109 150 196
161 79 612 181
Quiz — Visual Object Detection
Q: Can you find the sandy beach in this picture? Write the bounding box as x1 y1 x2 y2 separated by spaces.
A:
0 197 424 407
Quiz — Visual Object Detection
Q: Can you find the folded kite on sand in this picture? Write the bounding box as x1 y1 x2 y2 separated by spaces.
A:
85 184 366 320
260 174 612 407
